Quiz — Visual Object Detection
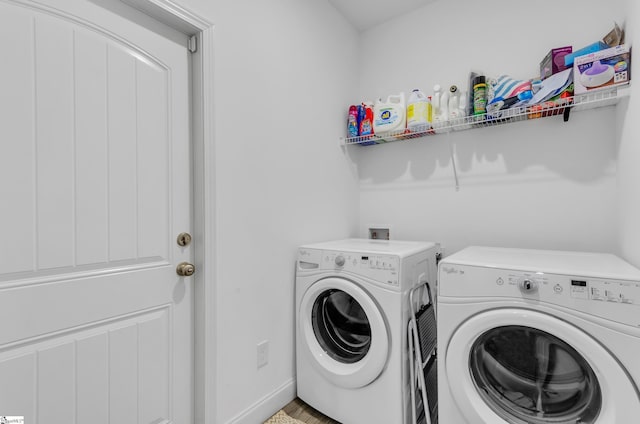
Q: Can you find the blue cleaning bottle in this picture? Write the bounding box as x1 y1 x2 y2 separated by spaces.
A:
357 104 365 135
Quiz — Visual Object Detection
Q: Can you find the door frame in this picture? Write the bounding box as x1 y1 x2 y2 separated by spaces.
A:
115 1 217 423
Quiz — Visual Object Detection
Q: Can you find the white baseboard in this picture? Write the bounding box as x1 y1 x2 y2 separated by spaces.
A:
225 378 296 424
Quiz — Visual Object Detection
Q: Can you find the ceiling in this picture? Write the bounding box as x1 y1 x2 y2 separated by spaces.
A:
328 0 437 31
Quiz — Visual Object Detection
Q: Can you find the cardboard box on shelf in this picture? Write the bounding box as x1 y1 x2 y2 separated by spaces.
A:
573 44 631 95
603 22 625 47
540 46 572 80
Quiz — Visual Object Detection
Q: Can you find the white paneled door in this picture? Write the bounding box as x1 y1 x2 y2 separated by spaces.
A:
0 0 193 423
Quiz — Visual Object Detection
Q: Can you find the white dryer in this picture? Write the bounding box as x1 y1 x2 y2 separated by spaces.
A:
296 239 439 424
437 246 640 424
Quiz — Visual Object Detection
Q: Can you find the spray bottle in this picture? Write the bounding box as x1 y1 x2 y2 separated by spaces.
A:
458 91 467 117
456 90 471 129
432 85 442 123
440 89 449 122
448 85 460 120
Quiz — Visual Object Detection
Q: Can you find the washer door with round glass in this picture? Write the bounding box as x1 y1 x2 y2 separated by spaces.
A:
299 277 389 389
445 308 640 424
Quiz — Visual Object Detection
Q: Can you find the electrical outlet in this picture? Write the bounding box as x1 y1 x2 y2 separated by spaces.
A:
257 340 269 369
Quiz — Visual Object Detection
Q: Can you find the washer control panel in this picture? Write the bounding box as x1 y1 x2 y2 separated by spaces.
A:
498 270 640 327
503 271 639 305
439 256 640 328
569 278 637 304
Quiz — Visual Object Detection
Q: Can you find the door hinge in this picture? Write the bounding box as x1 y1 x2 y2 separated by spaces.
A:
188 35 197 53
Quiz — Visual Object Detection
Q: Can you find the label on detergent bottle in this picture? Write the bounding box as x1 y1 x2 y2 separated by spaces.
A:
407 103 428 127
407 103 427 121
375 108 399 129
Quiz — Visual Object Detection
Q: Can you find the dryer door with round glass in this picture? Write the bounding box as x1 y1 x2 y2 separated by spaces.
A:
299 277 389 389
444 308 640 424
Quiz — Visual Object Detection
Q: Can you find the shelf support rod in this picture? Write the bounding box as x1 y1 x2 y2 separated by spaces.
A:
448 131 460 191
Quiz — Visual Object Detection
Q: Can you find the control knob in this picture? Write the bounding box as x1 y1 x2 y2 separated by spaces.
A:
520 278 538 293
335 255 345 267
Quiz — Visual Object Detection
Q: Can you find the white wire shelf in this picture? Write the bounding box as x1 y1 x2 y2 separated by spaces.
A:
341 85 630 146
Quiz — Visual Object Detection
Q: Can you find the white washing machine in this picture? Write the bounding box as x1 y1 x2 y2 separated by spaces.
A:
296 239 440 424
437 246 640 424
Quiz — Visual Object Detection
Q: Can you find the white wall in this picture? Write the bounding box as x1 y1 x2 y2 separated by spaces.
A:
618 0 640 268
169 0 360 422
355 0 628 256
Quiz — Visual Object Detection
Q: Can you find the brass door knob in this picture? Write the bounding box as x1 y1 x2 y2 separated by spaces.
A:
176 262 195 277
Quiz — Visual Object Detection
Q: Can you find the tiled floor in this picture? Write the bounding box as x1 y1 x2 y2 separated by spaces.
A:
283 398 341 424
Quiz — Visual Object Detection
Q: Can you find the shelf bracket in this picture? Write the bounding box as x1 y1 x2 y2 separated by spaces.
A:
563 106 571 122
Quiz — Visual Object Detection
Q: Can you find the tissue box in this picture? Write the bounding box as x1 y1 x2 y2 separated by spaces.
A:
564 41 609 67
540 46 572 80
574 44 631 94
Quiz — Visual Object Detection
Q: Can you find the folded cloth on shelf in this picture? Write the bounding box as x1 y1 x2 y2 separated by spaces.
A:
529 68 573 104
487 75 534 118
489 75 533 103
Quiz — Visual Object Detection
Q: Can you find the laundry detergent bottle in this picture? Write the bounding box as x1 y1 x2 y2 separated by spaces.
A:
373 93 406 135
406 89 429 131
347 105 359 137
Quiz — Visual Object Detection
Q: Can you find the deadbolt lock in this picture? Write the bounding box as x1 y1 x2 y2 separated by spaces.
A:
176 262 195 277
177 232 192 247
